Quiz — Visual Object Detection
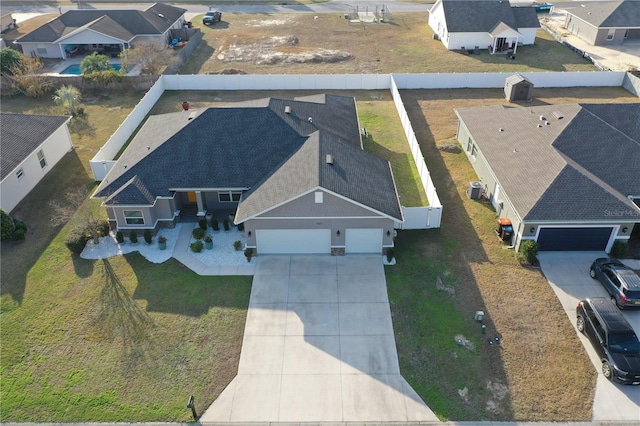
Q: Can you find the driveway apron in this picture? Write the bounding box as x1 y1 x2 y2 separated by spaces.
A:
538 252 640 422
200 254 438 422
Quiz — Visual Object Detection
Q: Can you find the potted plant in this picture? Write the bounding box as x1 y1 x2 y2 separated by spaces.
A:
129 230 138 244
244 247 253 262
199 217 208 230
223 218 230 232
143 229 152 244
212 218 219 232
233 240 242 251
206 212 214 227
158 235 167 250
204 234 213 250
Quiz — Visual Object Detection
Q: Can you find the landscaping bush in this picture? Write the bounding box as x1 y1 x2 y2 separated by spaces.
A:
223 218 230 231
244 247 253 262
386 248 394 263
212 219 219 231
519 240 539 265
199 218 207 230
233 240 242 251
129 231 138 244
1 209 15 240
143 229 152 244
115 230 124 243
65 227 90 255
610 241 628 258
97 220 111 238
192 227 205 240
190 240 204 252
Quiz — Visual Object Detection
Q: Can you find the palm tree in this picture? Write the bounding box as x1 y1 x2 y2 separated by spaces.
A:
52 85 81 116
80 52 111 74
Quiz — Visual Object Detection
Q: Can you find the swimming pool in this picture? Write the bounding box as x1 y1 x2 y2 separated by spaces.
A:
60 64 122 75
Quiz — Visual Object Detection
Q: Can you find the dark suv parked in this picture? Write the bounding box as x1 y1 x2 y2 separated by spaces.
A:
203 10 222 25
576 298 640 384
590 258 640 308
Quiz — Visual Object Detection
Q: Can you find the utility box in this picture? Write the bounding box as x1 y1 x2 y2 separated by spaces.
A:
467 181 483 200
504 73 533 102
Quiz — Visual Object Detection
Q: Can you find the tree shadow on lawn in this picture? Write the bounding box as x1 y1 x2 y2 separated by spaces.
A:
129 254 251 317
98 258 156 370
1 152 94 306
390 91 514 420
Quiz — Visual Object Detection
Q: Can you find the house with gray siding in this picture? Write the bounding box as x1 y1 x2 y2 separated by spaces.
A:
16 3 186 59
428 0 540 51
564 0 640 46
455 103 640 252
93 94 403 255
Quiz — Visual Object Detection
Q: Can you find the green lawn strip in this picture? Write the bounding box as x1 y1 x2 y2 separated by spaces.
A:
1 231 251 421
387 229 491 420
358 100 429 207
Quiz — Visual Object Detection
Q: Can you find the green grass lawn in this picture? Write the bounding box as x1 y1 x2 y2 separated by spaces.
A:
0 91 252 422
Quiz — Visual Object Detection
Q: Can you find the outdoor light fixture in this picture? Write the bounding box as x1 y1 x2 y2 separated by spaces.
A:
247 231 252 237
336 230 340 236
387 230 391 237
530 227 535 234
622 227 628 233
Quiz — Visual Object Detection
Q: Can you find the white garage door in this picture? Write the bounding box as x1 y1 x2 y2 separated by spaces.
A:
346 228 383 254
256 229 331 254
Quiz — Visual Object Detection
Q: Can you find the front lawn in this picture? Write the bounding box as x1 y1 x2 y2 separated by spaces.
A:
0 92 252 422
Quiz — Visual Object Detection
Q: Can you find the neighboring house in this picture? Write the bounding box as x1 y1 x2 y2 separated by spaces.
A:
564 0 640 46
16 3 186 59
428 0 540 52
93 95 404 255
1 113 72 213
456 103 640 252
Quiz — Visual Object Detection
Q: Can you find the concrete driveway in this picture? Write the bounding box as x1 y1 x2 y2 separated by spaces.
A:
538 252 640 422
200 254 437 422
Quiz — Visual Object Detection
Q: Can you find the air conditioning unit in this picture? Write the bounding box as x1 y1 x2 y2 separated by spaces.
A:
467 181 483 200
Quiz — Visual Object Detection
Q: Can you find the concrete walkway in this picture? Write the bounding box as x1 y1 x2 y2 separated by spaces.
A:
200 254 437 422
172 225 255 276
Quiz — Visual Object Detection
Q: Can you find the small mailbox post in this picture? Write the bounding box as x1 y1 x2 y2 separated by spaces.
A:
187 395 198 420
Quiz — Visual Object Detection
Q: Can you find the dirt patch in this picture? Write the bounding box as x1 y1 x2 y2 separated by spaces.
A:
217 35 352 65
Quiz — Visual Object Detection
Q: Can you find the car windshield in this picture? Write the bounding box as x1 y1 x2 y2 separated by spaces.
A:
609 333 640 353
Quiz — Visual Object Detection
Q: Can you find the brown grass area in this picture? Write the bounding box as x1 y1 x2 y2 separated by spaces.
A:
180 13 598 75
399 87 639 420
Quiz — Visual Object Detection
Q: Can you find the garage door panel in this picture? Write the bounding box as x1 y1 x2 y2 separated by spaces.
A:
537 227 613 251
256 229 331 254
346 228 383 254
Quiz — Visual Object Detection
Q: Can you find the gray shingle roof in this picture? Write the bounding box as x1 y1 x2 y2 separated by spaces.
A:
17 2 185 43
1 113 70 180
93 95 402 220
440 0 540 33
235 131 403 222
567 0 640 28
505 73 532 85
455 103 640 221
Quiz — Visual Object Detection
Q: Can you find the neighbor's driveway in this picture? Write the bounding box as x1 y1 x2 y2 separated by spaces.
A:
200 254 437 422
538 252 640 422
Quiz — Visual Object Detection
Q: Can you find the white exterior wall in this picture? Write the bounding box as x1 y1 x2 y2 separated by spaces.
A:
20 42 62 59
447 32 493 50
0 123 72 213
428 2 447 40
519 28 538 45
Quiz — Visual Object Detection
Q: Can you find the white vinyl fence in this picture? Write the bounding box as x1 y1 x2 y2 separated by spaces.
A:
390 76 443 229
89 71 631 228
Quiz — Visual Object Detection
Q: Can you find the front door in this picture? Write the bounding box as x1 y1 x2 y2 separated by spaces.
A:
187 191 197 203
496 37 507 51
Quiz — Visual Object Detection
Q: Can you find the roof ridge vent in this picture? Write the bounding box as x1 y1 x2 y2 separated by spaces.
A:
308 117 313 123
545 121 551 126
537 123 543 128
552 111 564 119
539 115 546 121
285 106 291 114
498 128 504 132
326 154 334 165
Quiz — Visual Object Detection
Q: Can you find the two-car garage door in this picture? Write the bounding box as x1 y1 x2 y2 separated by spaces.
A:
255 228 384 254
537 227 613 251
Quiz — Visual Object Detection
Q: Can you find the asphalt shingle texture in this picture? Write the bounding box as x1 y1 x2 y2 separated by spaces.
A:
441 0 540 33
567 0 640 28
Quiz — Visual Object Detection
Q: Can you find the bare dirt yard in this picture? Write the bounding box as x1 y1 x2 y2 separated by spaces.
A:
180 12 598 75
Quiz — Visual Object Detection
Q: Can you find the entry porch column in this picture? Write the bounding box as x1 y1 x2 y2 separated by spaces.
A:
196 191 206 217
